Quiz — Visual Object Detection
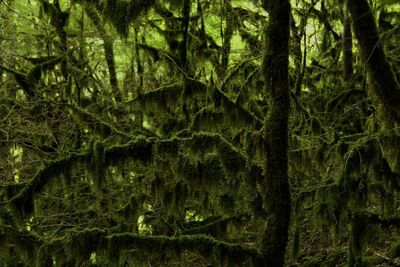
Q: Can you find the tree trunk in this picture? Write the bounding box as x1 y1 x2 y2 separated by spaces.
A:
343 0 353 81
85 6 122 103
260 1 291 266
347 0 400 122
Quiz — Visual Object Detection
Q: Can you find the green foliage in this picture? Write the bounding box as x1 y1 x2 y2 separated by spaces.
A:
382 0 400 5
1 0 400 266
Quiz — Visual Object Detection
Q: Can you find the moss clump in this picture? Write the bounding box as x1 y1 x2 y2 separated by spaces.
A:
103 0 156 38
89 141 106 195
388 241 400 259
66 228 106 264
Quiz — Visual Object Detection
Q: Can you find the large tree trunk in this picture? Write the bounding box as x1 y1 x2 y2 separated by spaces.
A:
347 0 400 122
260 1 291 266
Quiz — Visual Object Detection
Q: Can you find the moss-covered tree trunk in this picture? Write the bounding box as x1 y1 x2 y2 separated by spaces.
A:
260 1 291 266
347 215 363 267
85 5 122 103
342 0 353 81
347 0 400 122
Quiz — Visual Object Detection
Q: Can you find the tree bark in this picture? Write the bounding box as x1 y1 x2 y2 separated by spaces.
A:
343 0 353 81
260 1 291 266
348 0 400 122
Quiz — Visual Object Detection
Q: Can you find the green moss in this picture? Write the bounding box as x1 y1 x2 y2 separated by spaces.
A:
362 255 385 266
103 0 155 38
218 143 245 179
134 84 182 112
0 234 9 257
173 181 189 212
388 241 400 259
219 194 236 215
89 141 106 195
66 228 106 264
190 107 225 131
8 153 88 221
347 215 365 267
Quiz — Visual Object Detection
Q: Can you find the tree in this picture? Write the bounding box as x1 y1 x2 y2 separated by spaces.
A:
348 0 400 122
260 0 291 266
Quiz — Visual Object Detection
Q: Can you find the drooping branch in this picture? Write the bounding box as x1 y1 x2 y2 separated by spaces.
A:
8 152 90 221
61 228 263 265
128 77 263 129
6 133 249 220
7 136 153 220
68 103 157 138
0 56 62 99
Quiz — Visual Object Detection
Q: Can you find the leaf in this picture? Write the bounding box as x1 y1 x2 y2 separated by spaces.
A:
382 0 400 5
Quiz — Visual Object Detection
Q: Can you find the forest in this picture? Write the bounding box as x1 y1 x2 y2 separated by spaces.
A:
0 0 399 266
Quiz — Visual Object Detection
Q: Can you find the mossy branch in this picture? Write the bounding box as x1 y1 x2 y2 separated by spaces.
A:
68 103 158 138
8 153 89 221
63 228 262 265
6 133 247 220
211 86 263 129
182 215 237 236
7 136 154 220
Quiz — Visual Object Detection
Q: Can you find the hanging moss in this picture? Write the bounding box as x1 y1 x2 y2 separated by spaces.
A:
347 213 365 267
150 173 166 201
154 138 180 160
26 56 63 85
382 135 400 175
388 241 400 259
5 229 40 266
190 107 225 131
106 232 262 265
89 141 106 195
8 153 88 221
176 154 196 179
102 0 155 38
163 189 174 212
219 193 236 215
35 246 54 267
185 132 219 157
133 84 182 113
199 155 225 190
173 181 189 212
120 196 139 222
221 92 263 129
0 233 8 258
208 85 263 129
65 228 106 264
218 143 246 180
0 64 34 97
105 136 154 165
182 215 230 237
